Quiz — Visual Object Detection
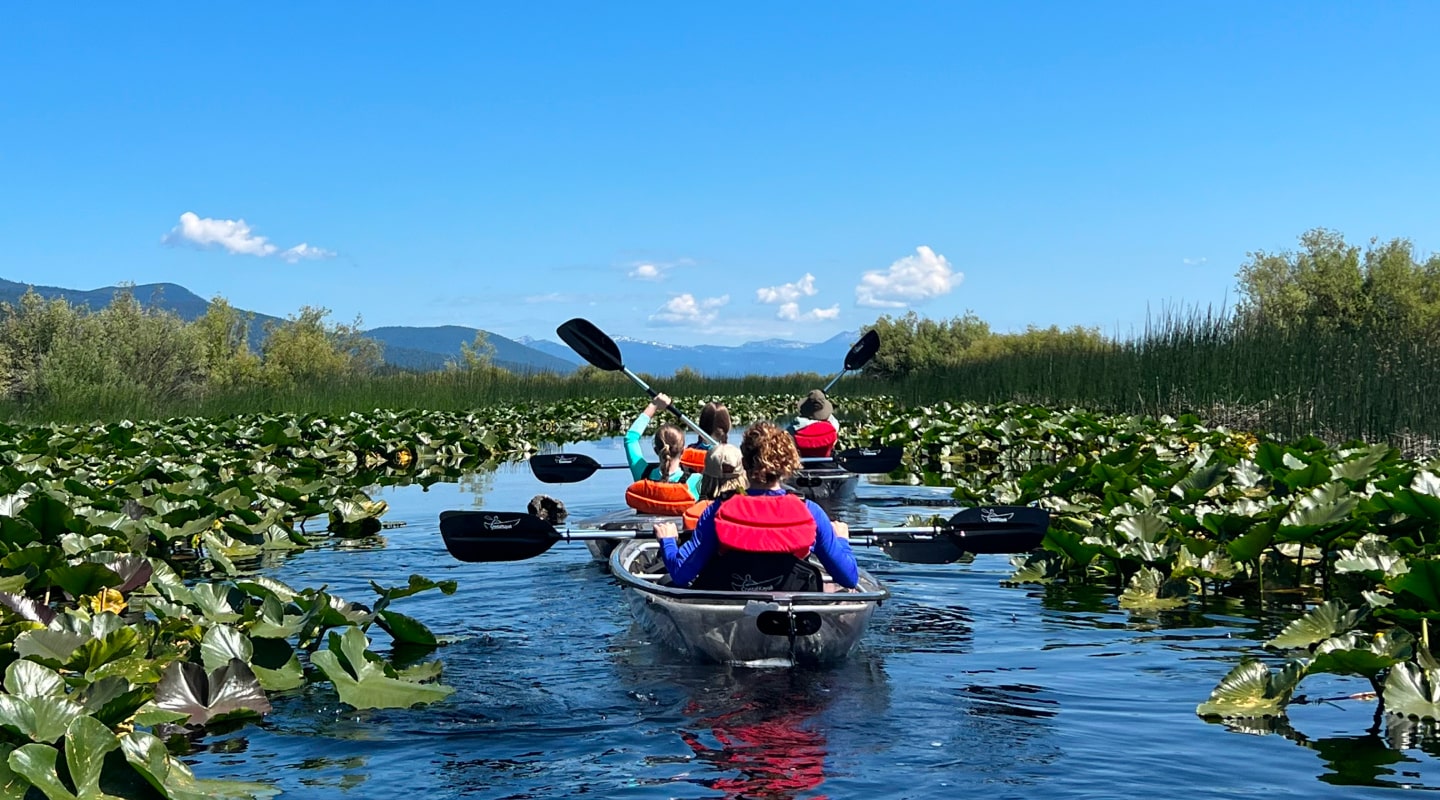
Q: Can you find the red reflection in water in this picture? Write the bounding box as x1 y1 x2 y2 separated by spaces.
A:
680 698 829 800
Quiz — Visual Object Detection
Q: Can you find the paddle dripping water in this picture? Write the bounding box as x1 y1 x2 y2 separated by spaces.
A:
181 438 1440 798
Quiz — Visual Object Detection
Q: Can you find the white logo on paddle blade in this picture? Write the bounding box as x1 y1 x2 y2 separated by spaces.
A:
483 515 521 530
859 448 880 456
979 509 1014 523
554 455 576 464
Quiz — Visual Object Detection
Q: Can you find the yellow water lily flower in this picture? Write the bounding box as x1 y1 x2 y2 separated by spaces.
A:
88 588 127 614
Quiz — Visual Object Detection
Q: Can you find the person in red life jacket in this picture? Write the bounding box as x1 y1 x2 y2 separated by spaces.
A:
788 389 839 458
679 401 732 474
681 443 747 531
654 422 859 591
624 393 702 515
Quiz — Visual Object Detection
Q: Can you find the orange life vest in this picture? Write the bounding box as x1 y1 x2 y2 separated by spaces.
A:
624 479 696 516
683 499 712 531
679 445 708 475
793 423 838 458
713 494 816 558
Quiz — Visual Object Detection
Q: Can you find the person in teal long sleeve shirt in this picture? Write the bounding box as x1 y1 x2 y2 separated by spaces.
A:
624 393 703 498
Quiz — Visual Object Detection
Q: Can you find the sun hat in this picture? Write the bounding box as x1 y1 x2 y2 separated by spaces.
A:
703 443 743 478
797 389 833 421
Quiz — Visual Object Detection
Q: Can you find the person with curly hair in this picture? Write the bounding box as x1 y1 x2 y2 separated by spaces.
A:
655 422 858 590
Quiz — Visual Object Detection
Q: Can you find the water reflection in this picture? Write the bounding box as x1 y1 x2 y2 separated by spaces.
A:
1213 713 1440 789
626 654 892 800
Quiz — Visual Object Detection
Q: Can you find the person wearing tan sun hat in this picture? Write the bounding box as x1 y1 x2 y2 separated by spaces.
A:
678 443 747 531
788 389 840 458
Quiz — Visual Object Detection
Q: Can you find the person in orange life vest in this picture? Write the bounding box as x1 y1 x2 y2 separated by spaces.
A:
624 393 702 515
788 389 839 458
680 401 732 474
654 422 859 589
681 443 747 531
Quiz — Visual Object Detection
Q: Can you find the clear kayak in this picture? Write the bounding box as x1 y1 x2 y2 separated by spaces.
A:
608 539 888 667
786 463 858 503
575 508 678 562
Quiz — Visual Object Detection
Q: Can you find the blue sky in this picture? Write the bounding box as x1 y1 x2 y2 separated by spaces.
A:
2 3 1437 346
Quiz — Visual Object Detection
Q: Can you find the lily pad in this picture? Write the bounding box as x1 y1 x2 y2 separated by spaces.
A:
309 627 453 710
1266 600 1361 649
1385 661 1440 720
1118 567 1187 611
153 660 271 727
121 729 278 799
7 715 119 800
1196 658 1304 719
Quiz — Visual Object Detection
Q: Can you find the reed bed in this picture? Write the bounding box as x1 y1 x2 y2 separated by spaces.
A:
6 309 1438 454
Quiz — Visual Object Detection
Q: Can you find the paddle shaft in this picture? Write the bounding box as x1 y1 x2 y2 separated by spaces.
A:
538 523 1020 544
613 356 719 447
439 508 1048 562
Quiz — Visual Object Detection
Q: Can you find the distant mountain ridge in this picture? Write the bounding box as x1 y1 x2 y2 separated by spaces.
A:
0 278 856 377
517 331 857 377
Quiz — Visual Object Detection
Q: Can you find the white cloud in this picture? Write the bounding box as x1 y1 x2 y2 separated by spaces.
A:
649 293 729 326
280 243 335 263
759 273 836 321
855 245 959 308
778 302 840 322
162 212 335 263
627 258 693 281
1183 257 1208 266
756 273 818 304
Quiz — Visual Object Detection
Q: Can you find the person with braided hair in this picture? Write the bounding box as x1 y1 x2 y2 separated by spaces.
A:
654 422 858 590
623 393 703 515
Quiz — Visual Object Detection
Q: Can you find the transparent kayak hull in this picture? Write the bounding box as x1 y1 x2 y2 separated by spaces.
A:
609 540 888 667
786 464 858 502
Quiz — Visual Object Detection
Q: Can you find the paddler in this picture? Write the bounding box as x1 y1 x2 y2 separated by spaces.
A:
789 389 839 458
655 422 858 591
680 442 747 532
623 393 703 516
679 401 733 474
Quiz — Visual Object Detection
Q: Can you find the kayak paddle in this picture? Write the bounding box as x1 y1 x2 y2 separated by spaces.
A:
438 506 1049 564
822 329 880 393
529 446 903 484
557 318 717 446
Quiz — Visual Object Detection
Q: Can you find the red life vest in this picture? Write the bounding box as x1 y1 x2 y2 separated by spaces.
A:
792 423 837 458
625 479 695 516
682 499 712 531
679 445 708 475
713 494 816 558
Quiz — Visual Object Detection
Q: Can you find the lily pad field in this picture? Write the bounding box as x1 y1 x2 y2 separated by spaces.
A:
3 396 1440 797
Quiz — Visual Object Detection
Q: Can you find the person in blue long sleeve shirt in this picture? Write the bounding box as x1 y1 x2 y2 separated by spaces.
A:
655 422 859 590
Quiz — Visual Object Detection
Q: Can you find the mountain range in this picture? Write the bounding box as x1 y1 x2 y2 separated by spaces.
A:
0 278 855 377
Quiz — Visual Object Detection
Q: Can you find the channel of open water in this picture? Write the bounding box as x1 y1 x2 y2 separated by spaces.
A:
187 436 1440 798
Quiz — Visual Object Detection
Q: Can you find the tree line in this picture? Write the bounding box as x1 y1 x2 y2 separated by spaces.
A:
0 287 496 412
860 228 1440 379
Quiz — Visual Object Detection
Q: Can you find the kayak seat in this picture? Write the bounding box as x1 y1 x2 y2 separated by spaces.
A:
690 553 824 593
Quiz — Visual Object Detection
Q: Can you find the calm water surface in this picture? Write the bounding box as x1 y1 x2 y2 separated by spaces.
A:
188 437 1440 798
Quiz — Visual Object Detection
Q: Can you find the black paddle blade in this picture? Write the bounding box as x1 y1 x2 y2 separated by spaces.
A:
881 537 969 564
438 511 560 562
529 453 602 483
844 329 881 371
946 506 1050 554
557 318 624 371
832 445 903 474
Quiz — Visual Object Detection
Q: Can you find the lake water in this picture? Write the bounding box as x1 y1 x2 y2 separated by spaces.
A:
187 437 1440 798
